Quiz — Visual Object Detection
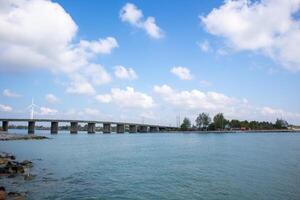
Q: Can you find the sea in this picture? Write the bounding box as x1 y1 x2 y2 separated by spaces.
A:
1 129 300 200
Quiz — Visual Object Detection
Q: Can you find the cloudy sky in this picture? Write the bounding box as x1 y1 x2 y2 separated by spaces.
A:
0 0 300 126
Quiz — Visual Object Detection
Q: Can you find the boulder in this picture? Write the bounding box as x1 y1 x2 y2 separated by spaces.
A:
20 160 33 168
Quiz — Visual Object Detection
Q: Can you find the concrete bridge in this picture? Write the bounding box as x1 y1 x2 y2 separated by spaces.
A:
0 118 178 134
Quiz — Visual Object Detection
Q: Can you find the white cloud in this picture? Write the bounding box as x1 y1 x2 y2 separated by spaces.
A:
170 66 193 80
120 3 163 39
3 89 21 98
79 37 118 55
153 84 300 123
197 40 211 52
0 104 12 112
0 0 116 94
95 94 112 103
66 74 96 96
154 84 239 111
39 107 58 115
143 17 163 39
84 64 111 86
201 0 300 71
83 108 100 116
114 65 138 80
96 87 154 109
119 3 143 25
45 94 59 104
261 106 300 120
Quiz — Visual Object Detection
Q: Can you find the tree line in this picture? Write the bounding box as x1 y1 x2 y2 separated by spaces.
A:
180 113 289 131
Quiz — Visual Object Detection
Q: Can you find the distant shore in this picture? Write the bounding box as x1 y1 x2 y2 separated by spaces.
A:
186 129 300 133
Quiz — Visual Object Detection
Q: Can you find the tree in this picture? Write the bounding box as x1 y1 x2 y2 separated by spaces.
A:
181 117 191 131
213 113 226 130
195 113 211 130
275 119 288 129
230 119 241 129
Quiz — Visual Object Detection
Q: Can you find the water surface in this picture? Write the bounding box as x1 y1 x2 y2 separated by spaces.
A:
1 130 300 200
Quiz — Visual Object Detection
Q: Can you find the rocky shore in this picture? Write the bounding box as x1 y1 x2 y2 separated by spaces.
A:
0 152 35 200
0 132 48 141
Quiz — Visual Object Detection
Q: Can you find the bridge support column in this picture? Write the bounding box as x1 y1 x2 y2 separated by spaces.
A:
70 122 78 134
103 123 111 134
138 126 148 133
159 127 165 132
51 121 59 134
129 125 137 133
28 121 35 134
116 124 125 133
88 123 96 134
2 121 8 132
150 126 159 132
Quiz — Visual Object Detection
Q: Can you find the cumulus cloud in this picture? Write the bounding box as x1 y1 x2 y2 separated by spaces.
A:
96 87 154 109
0 104 12 112
154 84 240 111
66 74 96 96
261 107 300 120
153 84 300 123
120 3 163 39
201 0 300 72
79 37 118 55
0 0 117 94
45 94 59 104
84 64 111 86
114 65 138 80
3 89 21 98
171 66 193 80
83 108 100 116
39 107 58 115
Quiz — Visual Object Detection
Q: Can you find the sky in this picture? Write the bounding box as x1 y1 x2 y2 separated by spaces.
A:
0 0 300 126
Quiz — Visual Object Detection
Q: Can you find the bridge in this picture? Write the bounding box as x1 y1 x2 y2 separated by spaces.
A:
0 118 178 134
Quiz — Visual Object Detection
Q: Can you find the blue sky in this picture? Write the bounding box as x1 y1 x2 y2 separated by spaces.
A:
0 0 300 125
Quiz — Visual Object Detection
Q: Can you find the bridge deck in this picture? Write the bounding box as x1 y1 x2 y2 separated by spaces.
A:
0 118 176 129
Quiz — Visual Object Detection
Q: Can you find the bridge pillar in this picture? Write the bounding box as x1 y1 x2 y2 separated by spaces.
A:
159 127 165 132
103 123 111 134
138 125 148 133
116 124 125 133
129 125 137 133
2 121 8 132
28 121 35 134
70 122 78 134
51 121 59 134
87 123 96 134
150 126 159 132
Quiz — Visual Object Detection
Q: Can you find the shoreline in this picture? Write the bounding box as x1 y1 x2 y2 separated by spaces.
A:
189 129 300 134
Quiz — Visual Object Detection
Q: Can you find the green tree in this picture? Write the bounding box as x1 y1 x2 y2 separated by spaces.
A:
181 117 191 131
195 113 211 130
275 119 288 129
213 113 226 130
230 119 241 129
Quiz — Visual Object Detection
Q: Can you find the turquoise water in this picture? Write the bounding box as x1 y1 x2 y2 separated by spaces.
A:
1 130 300 200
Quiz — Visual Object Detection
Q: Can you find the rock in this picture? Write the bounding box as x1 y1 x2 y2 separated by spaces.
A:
24 173 36 181
0 166 9 174
7 174 16 178
0 158 9 165
0 152 15 160
20 160 33 168
0 186 7 200
6 161 25 174
7 192 27 200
